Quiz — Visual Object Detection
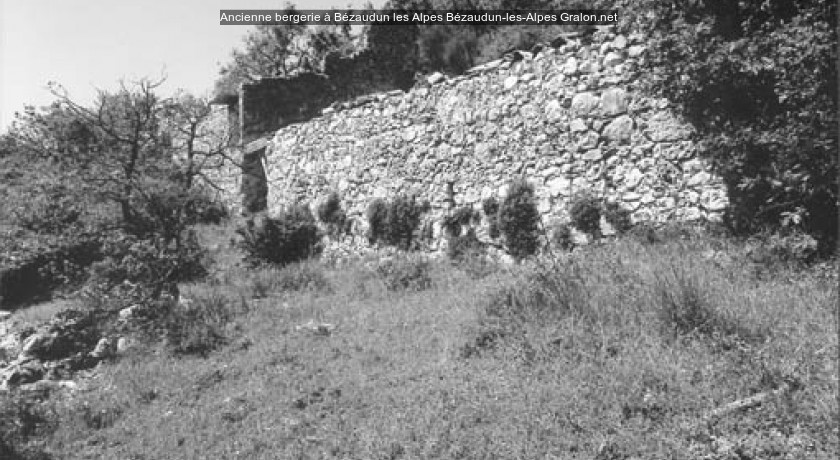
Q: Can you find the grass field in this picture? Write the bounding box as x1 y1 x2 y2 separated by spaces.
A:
3 226 837 459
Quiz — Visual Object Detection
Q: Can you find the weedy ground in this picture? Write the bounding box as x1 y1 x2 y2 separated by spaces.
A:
3 224 837 460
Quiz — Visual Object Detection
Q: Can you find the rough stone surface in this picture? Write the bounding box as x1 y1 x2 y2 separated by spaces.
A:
209 32 728 255
600 88 628 116
603 115 634 143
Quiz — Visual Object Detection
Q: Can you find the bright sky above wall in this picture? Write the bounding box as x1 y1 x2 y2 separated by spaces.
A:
0 0 385 132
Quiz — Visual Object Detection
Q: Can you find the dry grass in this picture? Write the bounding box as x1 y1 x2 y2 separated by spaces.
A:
4 229 837 459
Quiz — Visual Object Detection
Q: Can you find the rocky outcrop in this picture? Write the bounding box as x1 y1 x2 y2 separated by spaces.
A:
0 309 115 391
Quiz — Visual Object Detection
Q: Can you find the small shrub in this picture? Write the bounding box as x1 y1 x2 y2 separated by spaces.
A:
482 196 500 217
442 206 478 237
367 195 428 250
628 222 660 244
483 197 501 239
385 195 426 250
88 230 207 297
447 228 485 261
603 201 632 234
0 394 55 460
317 191 347 237
186 190 229 225
550 223 574 251
237 204 323 266
747 231 820 270
164 290 248 356
376 256 433 292
448 230 496 279
569 191 602 238
366 198 389 245
497 178 541 260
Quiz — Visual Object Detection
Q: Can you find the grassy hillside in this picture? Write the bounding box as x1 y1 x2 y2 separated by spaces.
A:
3 224 836 459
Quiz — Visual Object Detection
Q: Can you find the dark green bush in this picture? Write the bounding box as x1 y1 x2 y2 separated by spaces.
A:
569 192 602 238
237 204 323 267
442 206 479 237
483 197 501 239
127 180 227 240
367 195 428 250
385 195 426 250
366 198 389 245
316 191 348 237
497 178 541 261
88 230 207 296
376 256 432 292
603 201 633 234
550 223 574 251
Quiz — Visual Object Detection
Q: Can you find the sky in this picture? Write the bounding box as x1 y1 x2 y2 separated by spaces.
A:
0 0 384 133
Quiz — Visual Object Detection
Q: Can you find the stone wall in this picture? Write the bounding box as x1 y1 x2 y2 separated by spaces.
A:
238 50 410 144
254 30 728 247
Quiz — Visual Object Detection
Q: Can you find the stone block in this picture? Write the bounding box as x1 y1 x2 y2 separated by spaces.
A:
600 88 628 115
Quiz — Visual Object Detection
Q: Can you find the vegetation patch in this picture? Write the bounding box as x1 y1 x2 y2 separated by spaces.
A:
376 256 433 292
237 204 323 267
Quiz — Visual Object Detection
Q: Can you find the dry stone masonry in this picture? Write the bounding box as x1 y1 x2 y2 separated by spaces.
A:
236 30 729 248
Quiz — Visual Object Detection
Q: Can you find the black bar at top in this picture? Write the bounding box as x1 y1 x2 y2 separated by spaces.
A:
219 9 619 25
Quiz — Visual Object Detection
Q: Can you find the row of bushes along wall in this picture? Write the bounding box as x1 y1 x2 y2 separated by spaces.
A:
226 29 729 251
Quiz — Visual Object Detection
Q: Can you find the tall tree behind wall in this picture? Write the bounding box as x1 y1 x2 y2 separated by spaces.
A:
603 0 837 250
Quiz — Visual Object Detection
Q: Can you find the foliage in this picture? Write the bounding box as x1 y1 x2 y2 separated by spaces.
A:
0 394 55 460
484 259 587 325
366 198 390 245
316 191 348 237
164 289 248 357
482 197 501 239
12 187 84 235
747 230 820 270
602 201 633 234
446 228 485 261
385 195 427 250
214 10 357 97
654 263 761 344
1 236 102 308
85 231 205 304
482 196 499 217
497 178 541 260
568 191 602 238
250 262 331 297
627 222 660 245
236 205 323 267
8 79 232 243
441 206 479 237
611 0 838 251
367 195 428 250
376 256 433 292
550 223 574 251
